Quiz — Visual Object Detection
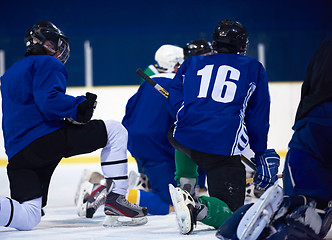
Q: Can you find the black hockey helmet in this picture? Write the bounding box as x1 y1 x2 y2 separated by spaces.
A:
183 39 213 59
212 19 248 55
24 21 70 64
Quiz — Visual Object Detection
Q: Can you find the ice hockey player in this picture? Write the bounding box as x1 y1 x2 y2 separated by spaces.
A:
130 44 184 184
134 41 213 194
123 44 183 215
167 19 280 234
216 36 332 240
129 44 183 186
0 21 147 230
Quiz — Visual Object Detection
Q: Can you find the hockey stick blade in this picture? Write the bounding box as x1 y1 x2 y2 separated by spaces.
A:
136 68 169 98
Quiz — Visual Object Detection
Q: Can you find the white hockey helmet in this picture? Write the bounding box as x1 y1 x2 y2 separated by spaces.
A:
154 44 184 73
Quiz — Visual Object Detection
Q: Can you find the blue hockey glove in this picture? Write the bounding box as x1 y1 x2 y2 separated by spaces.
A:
254 149 280 190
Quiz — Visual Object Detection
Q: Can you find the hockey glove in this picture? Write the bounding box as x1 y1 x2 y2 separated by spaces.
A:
75 92 97 124
253 149 280 190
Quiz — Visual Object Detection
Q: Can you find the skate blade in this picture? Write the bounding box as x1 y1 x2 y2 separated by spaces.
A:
169 184 192 234
103 215 148 227
76 181 94 217
237 182 283 240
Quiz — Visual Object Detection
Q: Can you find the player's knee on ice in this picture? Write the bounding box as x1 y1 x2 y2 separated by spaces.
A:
0 197 42 231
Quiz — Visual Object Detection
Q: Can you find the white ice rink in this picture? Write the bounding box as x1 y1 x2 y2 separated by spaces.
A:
0 162 218 240
0 161 331 240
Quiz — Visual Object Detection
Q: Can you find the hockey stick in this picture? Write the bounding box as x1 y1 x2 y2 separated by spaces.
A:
136 68 169 98
136 68 258 172
241 155 257 172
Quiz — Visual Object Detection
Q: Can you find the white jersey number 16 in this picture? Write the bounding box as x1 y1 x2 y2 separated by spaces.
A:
197 64 240 103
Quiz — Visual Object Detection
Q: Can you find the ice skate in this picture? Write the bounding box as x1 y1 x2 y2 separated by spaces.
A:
128 170 152 192
74 169 105 205
237 182 283 240
103 191 148 227
74 169 92 205
169 184 207 234
76 180 107 218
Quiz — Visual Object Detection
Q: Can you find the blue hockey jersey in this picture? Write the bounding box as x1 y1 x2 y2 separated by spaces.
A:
122 73 175 162
1 55 86 159
168 53 270 155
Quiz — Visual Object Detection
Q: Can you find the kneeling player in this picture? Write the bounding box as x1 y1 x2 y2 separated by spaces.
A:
167 19 280 235
0 21 147 231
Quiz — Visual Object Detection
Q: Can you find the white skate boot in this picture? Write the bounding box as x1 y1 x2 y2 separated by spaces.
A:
169 184 207 234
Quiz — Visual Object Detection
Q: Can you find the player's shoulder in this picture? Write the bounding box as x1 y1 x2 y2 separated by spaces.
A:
6 55 64 75
26 55 64 67
216 52 259 62
29 55 66 72
151 72 175 80
228 54 264 71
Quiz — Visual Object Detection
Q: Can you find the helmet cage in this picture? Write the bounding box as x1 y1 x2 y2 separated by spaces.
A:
25 22 70 64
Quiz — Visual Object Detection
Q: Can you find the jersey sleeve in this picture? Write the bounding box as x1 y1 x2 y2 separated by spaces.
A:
32 57 86 120
245 63 270 153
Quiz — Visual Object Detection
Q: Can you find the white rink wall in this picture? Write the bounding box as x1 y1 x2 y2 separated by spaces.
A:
0 82 302 160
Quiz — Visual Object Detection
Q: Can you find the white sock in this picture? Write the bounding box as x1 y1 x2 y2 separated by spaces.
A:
101 120 129 196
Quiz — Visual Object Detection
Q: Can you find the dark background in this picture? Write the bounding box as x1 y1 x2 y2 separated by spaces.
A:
0 0 331 86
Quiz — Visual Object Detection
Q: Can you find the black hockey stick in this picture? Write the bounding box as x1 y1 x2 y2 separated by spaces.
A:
241 155 257 172
135 68 257 172
136 68 169 98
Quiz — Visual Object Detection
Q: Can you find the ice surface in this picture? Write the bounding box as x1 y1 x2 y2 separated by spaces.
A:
0 163 217 240
0 162 331 239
